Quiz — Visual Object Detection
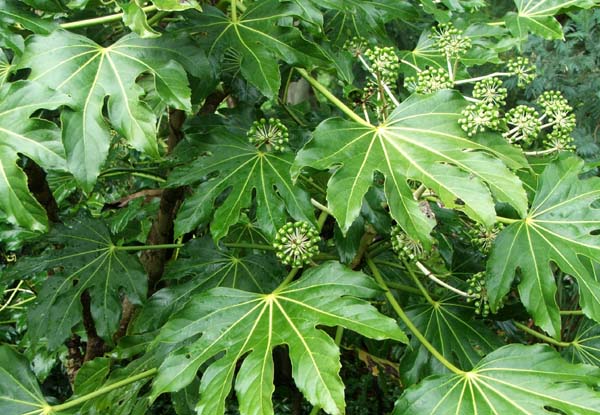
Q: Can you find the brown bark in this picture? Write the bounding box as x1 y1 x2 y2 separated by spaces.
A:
23 158 60 223
81 291 105 362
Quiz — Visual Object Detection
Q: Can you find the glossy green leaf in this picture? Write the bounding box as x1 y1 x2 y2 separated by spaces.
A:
131 237 283 333
168 126 315 240
563 318 600 366
293 90 528 245
19 30 206 192
0 81 71 231
150 262 407 415
120 0 160 38
18 217 147 349
395 343 600 414
488 155 600 338
400 297 504 385
505 0 597 40
0 345 48 415
0 0 57 35
152 0 201 10
189 1 326 97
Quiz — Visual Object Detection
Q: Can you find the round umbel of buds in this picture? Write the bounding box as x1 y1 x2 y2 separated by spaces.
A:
459 102 501 136
406 67 453 94
468 223 504 255
503 105 542 144
430 23 472 59
507 57 536 88
473 77 507 107
390 225 424 263
247 118 289 152
273 221 320 268
364 46 401 84
466 272 491 317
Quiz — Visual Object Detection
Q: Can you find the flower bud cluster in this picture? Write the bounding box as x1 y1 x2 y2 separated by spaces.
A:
466 272 491 317
247 118 289 152
459 103 501 136
405 67 453 95
468 223 504 255
503 105 541 144
273 221 320 268
473 77 507 107
390 225 424 263
537 90 576 151
507 57 536 88
430 23 472 59
343 36 368 56
364 46 400 85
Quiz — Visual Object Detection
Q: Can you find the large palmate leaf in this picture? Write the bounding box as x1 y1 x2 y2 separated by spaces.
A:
8 217 147 349
394 343 600 414
399 297 504 385
0 81 71 231
487 155 600 338
188 0 326 97
0 346 49 415
131 237 284 333
19 30 206 192
150 262 407 415
168 126 315 240
505 0 597 39
293 90 528 246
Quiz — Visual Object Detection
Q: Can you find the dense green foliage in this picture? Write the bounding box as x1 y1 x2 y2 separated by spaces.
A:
2 1 600 414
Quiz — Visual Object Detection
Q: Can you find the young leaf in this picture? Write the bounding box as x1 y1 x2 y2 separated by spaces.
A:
21 217 147 349
487 155 600 338
399 297 504 385
168 126 315 240
150 262 407 415
293 90 528 245
0 81 71 231
19 30 206 192
505 0 597 40
188 0 326 97
394 343 600 414
0 345 48 415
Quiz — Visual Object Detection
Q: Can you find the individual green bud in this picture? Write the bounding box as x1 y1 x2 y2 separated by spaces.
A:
247 118 289 152
458 102 501 136
503 105 541 144
273 221 320 268
507 57 536 88
407 67 453 94
430 22 472 59
473 77 507 108
364 46 400 84
390 225 424 263
467 223 504 255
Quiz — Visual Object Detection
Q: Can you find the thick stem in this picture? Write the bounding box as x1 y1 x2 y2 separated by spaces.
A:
514 321 571 348
560 309 584 316
454 72 512 85
117 243 185 251
223 242 275 250
496 216 520 224
49 368 158 412
23 158 60 223
231 0 238 22
366 257 464 375
296 68 373 128
415 261 473 298
60 5 158 29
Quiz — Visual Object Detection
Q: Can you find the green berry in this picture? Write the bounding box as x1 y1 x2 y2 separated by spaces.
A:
273 221 320 268
247 118 289 152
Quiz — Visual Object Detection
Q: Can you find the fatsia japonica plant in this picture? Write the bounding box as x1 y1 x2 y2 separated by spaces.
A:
3 0 600 414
